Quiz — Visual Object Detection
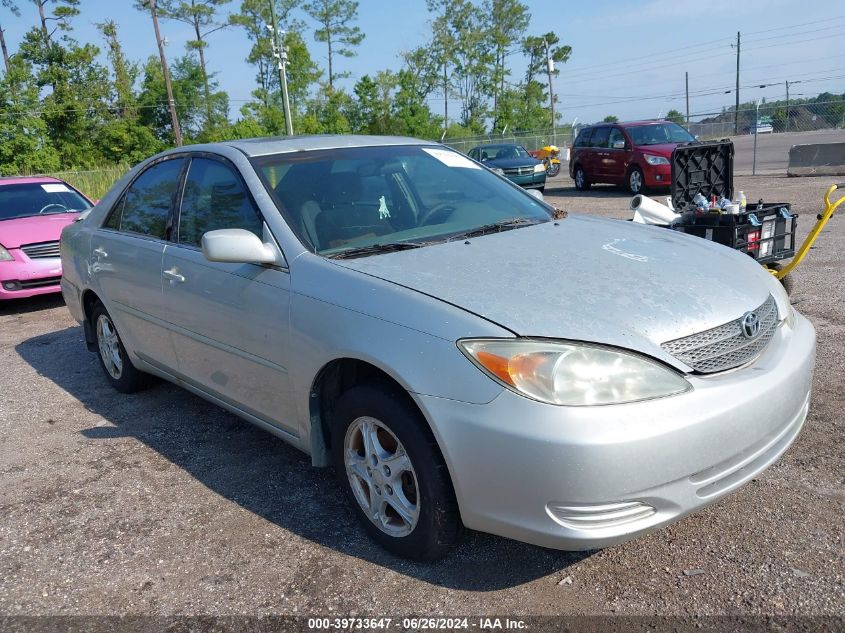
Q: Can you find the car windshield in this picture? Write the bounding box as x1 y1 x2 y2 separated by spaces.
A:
254 145 552 257
627 123 695 146
0 182 91 221
480 145 531 160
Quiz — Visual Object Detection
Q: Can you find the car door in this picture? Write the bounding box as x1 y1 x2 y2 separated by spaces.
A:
604 127 631 184
161 155 298 434
588 126 612 182
91 157 187 371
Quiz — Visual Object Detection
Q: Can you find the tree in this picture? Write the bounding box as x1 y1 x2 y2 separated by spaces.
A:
303 0 364 89
391 69 442 138
1 0 19 74
96 20 137 118
0 56 60 173
32 0 80 44
522 32 571 127
484 0 529 130
665 109 685 126
157 0 231 129
602 115 618 123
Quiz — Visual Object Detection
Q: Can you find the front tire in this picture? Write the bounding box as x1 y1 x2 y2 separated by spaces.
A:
91 301 150 393
331 385 461 560
573 166 590 191
546 162 561 177
628 166 646 195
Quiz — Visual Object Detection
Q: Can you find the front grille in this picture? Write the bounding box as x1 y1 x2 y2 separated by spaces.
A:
21 240 60 259
503 166 534 176
19 276 62 289
661 295 779 374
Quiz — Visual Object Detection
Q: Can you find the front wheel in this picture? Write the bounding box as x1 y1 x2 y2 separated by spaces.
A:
546 161 561 177
331 385 461 560
628 166 646 195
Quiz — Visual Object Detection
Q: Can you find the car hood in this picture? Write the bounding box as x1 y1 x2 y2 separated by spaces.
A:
635 143 679 158
0 213 80 248
486 157 541 169
331 216 776 367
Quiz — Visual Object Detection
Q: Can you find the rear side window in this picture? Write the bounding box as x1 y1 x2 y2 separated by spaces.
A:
177 158 263 248
107 158 184 239
574 129 592 148
589 127 610 148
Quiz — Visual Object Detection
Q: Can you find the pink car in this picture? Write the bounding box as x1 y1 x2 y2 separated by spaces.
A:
0 176 93 300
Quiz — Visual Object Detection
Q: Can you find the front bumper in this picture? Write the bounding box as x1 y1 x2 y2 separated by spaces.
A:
643 162 671 188
0 251 64 300
505 172 547 189
416 311 816 550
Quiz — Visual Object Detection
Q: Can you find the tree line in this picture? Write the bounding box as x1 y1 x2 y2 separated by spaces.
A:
0 0 572 174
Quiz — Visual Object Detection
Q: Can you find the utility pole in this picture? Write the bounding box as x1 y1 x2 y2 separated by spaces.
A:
544 38 556 144
685 71 690 125
267 0 293 136
147 0 182 146
785 80 790 133
733 31 740 135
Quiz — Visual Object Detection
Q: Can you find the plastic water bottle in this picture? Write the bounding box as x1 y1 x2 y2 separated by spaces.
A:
737 191 747 213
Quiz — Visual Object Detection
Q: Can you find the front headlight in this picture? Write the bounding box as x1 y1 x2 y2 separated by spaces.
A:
458 339 691 406
643 154 669 166
0 245 13 261
533 163 546 173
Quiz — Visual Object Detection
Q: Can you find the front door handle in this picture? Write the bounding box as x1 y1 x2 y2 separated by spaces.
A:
163 268 186 283
93 247 107 258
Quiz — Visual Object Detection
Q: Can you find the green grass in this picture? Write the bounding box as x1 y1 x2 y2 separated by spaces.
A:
45 164 130 200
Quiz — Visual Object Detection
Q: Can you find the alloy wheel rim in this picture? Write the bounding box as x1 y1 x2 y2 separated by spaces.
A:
630 170 642 192
344 416 419 537
575 170 584 188
96 314 123 379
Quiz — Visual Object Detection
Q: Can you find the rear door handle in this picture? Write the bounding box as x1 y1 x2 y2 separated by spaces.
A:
163 268 186 283
93 247 107 258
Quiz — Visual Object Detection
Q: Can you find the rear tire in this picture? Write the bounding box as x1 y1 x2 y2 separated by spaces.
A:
91 301 150 393
331 384 461 560
573 166 590 191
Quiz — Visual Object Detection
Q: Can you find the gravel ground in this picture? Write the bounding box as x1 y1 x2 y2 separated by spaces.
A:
0 174 843 620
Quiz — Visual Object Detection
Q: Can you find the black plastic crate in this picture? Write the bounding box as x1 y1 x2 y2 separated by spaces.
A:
675 204 796 264
670 140 733 211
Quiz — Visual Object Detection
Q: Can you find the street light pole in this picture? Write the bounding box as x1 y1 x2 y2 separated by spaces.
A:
267 0 293 136
752 100 760 175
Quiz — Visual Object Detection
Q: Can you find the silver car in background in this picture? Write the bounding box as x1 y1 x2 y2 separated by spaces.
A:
60 136 816 560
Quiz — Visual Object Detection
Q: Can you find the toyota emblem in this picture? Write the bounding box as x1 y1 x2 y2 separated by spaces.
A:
741 311 761 339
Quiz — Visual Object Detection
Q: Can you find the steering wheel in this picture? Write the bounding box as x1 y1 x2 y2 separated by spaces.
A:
418 203 457 227
39 203 68 214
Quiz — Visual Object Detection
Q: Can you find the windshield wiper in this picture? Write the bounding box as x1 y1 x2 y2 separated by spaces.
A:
328 241 428 259
448 217 543 241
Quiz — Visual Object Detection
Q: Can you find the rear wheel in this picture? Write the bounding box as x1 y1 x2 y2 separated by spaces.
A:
91 301 150 393
331 385 461 560
628 166 646 195
573 166 590 191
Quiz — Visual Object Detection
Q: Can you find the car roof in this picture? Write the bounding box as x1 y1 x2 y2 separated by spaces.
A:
218 134 432 158
472 143 522 149
581 120 673 130
0 175 64 186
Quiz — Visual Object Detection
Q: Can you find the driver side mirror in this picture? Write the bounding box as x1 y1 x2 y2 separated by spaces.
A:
201 229 277 265
612 140 626 150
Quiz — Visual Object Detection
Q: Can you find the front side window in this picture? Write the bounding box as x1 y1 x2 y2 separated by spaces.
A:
608 128 626 149
109 158 185 239
178 158 263 248
255 145 552 257
0 182 91 221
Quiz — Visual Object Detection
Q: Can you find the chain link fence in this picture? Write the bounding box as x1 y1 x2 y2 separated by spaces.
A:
441 99 845 152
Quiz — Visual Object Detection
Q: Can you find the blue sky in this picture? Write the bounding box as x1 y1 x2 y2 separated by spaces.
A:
3 0 844 126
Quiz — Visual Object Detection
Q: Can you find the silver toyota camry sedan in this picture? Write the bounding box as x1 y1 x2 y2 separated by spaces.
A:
60 136 816 560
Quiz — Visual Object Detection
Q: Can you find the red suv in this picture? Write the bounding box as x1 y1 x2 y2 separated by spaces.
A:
569 121 695 194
